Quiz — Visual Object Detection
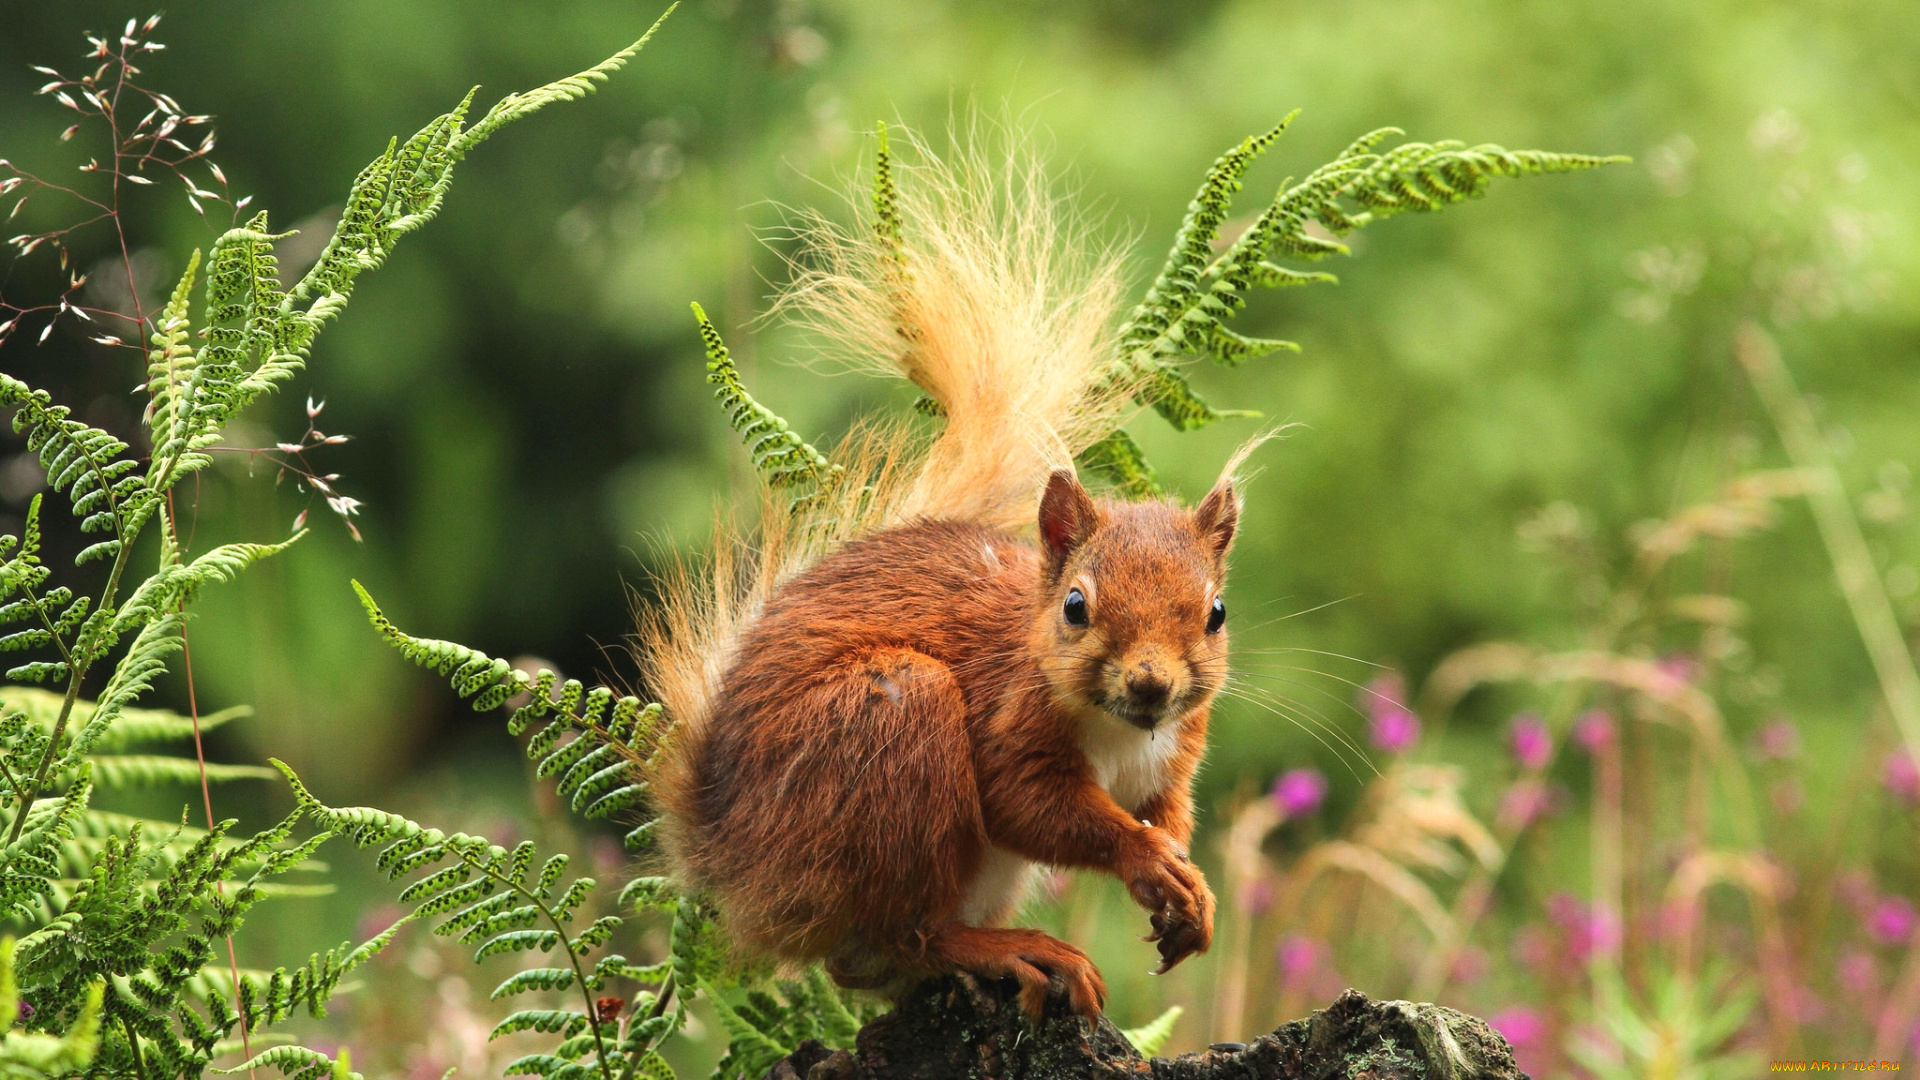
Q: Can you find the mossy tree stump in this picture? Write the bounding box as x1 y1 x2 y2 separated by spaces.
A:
768 976 1527 1080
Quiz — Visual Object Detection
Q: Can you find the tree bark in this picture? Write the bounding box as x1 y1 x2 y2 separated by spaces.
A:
767 976 1527 1080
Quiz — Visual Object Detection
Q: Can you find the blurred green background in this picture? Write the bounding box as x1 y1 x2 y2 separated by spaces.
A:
2 0 1917 1064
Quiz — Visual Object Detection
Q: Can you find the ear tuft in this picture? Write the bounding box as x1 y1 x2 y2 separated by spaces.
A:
1194 479 1239 558
1038 469 1098 565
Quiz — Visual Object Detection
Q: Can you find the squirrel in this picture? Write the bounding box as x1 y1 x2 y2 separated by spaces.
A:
644 127 1256 1020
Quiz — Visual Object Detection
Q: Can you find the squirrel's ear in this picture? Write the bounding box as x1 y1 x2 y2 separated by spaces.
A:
1194 479 1240 559
1039 469 1097 566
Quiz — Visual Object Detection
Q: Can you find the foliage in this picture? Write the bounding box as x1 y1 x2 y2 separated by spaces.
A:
690 303 841 511
1567 968 1760 1080
1078 122 1624 493
0 14 675 1079
1119 1006 1183 1057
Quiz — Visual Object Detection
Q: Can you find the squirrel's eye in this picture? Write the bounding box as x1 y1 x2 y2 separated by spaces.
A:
1206 596 1226 634
1063 588 1089 627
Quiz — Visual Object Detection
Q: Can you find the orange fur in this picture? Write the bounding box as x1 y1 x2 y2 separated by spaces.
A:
643 127 1249 1019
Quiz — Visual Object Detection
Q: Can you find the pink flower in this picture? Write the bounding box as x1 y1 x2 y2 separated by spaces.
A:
1361 670 1421 753
1573 709 1615 753
1500 780 1551 828
1837 950 1878 997
1487 1007 1545 1049
1509 712 1552 770
1869 896 1917 945
1756 718 1800 760
1361 671 1408 716
1271 768 1329 816
1451 947 1490 985
1885 751 1920 805
1654 654 1696 692
1370 708 1421 753
1548 893 1621 961
1276 935 1324 985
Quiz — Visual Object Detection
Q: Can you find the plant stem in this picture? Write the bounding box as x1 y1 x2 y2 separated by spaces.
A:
616 975 677 1080
121 1014 152 1080
5 536 135 845
465 848 615 1080
1733 323 1920 778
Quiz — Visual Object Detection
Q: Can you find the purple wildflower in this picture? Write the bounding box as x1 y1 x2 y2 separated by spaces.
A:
1548 893 1621 961
1869 896 1917 945
1837 950 1878 997
1654 654 1696 692
1509 712 1552 770
1271 768 1329 817
1276 935 1323 985
1884 751 1920 805
1486 1007 1544 1049
1756 718 1800 760
1361 670 1422 753
1370 708 1420 753
1450 947 1490 985
1500 780 1551 828
1572 709 1615 753
14 999 30 1023
1361 671 1408 716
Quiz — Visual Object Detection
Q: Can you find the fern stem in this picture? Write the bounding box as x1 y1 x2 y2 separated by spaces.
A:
120 1014 152 1080
13 581 73 668
539 888 615 1080
179 606 257 1075
457 846 616 1080
5 531 136 844
621 972 676 1080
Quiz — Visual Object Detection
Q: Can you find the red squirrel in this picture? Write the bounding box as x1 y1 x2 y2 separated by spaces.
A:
647 128 1247 1019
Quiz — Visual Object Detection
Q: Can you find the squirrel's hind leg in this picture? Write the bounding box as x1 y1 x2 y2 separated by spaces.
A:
702 647 984 963
920 924 1106 1019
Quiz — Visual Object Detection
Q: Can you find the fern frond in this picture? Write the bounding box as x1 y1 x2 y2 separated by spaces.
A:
221 1044 361 1080
455 6 677 155
0 940 100 1079
79 756 275 787
1075 429 1159 498
351 582 665 832
0 375 154 553
493 967 575 1000
1120 1005 1183 1056
690 302 842 500
143 250 201 470
1103 118 1623 474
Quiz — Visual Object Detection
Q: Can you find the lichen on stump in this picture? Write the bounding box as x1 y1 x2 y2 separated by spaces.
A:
767 976 1527 1080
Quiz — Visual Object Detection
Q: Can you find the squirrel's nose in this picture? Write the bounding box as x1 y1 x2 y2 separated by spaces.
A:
1124 668 1172 707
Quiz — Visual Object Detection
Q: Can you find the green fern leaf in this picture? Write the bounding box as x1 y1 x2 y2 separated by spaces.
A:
492 1010 591 1040
1075 430 1158 499
691 302 842 499
474 928 560 961
493 967 575 1000
1120 1005 1183 1056
455 7 677 155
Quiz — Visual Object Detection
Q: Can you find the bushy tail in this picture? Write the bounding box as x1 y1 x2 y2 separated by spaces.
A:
642 122 1132 879
776 122 1135 532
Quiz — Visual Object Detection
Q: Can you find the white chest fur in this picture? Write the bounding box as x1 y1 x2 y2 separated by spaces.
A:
1077 709 1183 815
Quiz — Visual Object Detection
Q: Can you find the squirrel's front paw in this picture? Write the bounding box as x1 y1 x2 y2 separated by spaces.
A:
1121 829 1215 974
